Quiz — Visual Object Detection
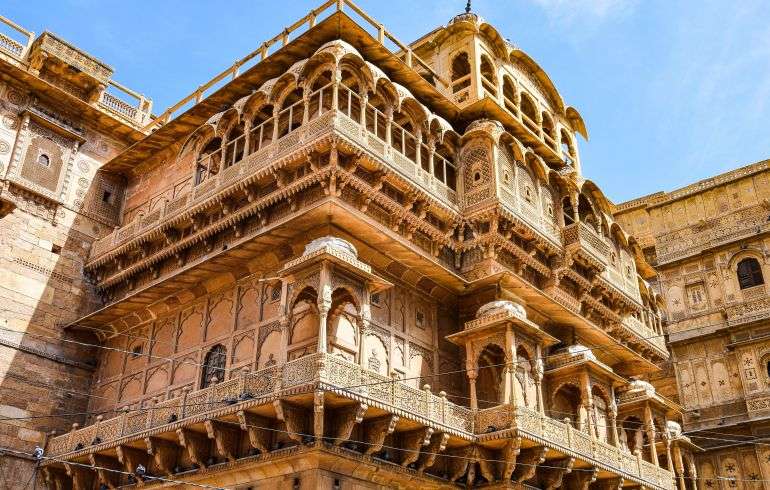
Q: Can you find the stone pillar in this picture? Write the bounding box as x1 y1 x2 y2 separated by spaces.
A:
468 369 478 410
507 327 519 407
427 139 436 177
609 399 620 447
533 345 545 415
331 69 341 112
242 120 252 156
672 443 686 490
317 264 332 354
580 371 593 435
385 107 393 147
643 404 659 466
359 93 368 127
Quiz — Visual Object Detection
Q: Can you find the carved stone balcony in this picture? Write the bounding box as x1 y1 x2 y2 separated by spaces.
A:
44 353 674 489
654 200 770 265
88 106 459 266
476 406 673 489
563 222 611 270
725 295 770 328
621 315 667 352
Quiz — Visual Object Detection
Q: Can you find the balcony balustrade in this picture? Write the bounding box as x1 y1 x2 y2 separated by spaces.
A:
46 352 674 489
89 83 460 262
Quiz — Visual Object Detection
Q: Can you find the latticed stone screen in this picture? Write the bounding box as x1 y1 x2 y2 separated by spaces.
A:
20 127 66 193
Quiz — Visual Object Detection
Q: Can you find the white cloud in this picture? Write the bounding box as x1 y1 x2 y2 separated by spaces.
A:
530 0 638 25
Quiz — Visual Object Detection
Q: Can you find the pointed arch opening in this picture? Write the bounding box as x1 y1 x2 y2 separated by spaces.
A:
551 384 581 428
450 52 471 94
476 344 506 409
480 54 497 98
200 344 227 388
195 136 222 185
276 87 304 138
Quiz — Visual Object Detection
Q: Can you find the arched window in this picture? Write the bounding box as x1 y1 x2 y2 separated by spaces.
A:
520 93 538 132
201 344 227 388
551 384 581 428
561 129 575 165
542 113 556 147
450 52 471 94
480 55 497 97
737 258 764 289
37 153 50 167
223 123 245 168
195 137 222 185
277 87 304 138
476 344 506 409
502 76 517 114
249 104 274 153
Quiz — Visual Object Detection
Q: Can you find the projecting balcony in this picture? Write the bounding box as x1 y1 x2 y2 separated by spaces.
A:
87 84 458 264
563 222 611 269
44 353 674 489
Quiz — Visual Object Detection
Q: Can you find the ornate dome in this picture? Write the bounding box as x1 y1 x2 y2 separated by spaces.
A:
627 379 656 395
476 300 526 320
666 420 682 437
303 236 358 258
448 12 486 27
563 344 596 361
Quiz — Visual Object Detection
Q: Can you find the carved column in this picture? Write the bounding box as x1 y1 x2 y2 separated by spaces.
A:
359 93 368 126
385 107 394 147
608 398 620 447
427 138 436 177
570 194 580 223
415 129 423 169
331 68 341 112
643 403 659 466
672 443 686 490
534 344 545 414
581 371 594 435
317 263 332 354
468 369 478 410
503 325 515 405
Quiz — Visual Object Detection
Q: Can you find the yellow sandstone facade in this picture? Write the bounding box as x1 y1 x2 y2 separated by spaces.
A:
614 160 770 488
1 1 760 488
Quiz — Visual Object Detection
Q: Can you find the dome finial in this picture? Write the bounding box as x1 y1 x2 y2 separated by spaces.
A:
465 0 472 13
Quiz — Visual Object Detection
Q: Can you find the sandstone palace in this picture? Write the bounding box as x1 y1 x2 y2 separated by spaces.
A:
0 1 767 489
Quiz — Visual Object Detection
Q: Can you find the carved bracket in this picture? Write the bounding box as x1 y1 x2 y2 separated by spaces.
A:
499 436 521 481
238 410 273 453
332 402 368 446
64 463 94 490
512 445 546 483
116 445 149 484
177 428 211 469
540 457 575 490
144 436 178 477
565 466 598 490
89 453 121 489
417 432 449 473
274 400 307 443
204 419 239 462
399 426 433 467
363 414 399 455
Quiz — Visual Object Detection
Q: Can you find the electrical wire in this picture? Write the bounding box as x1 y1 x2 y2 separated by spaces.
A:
0 446 228 489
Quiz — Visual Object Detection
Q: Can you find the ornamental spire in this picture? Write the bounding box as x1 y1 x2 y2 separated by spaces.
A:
465 0 472 13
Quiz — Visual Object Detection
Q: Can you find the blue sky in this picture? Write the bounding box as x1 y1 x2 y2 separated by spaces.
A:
4 0 769 203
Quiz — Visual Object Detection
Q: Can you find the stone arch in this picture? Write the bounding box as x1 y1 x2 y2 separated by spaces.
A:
502 75 518 112
364 333 388 375
550 382 581 427
519 91 539 126
591 385 611 442
450 51 471 94
479 54 497 97
620 415 645 455
200 344 227 388
476 343 506 409
514 345 537 409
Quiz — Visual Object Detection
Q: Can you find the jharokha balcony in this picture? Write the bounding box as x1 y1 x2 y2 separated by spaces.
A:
43 240 685 489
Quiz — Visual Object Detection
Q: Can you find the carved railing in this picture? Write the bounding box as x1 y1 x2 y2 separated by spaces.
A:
622 315 666 351
45 356 672 489
0 15 33 60
563 222 611 267
98 81 151 125
89 95 458 262
726 296 770 327
143 0 449 132
655 202 770 264
513 406 673 489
